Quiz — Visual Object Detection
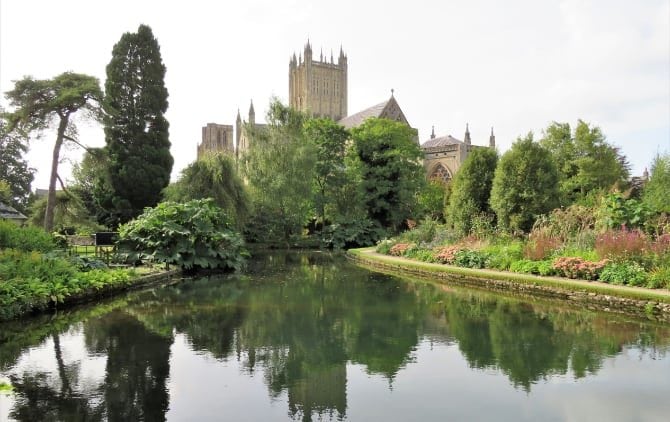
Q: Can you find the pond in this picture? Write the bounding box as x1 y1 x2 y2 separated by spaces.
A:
1 252 669 421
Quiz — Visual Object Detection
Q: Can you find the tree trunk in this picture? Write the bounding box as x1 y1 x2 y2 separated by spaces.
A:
44 115 69 232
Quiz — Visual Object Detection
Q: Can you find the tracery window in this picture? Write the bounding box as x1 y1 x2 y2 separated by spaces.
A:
430 163 452 182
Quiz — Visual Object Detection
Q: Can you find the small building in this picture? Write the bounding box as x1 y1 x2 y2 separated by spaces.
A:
0 202 28 225
422 125 496 182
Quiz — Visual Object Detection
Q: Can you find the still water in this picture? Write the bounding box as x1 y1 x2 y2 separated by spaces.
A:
1 252 669 421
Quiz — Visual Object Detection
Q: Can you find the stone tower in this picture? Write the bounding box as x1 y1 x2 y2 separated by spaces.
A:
289 40 347 121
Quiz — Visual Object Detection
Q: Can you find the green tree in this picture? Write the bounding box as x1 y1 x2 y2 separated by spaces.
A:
163 153 251 227
540 120 629 205
242 100 316 244
69 148 108 223
350 118 425 233
101 24 173 227
303 118 349 226
490 133 559 233
0 116 34 212
417 178 449 222
446 147 498 235
4 73 102 231
642 153 670 214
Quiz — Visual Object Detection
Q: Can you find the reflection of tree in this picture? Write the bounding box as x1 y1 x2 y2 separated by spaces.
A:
87 311 172 422
4 251 670 420
9 372 104 421
441 292 667 391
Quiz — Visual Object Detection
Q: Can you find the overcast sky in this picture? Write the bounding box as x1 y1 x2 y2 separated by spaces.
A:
1 0 668 189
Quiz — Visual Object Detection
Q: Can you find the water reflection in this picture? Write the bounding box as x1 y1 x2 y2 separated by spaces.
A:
1 252 669 421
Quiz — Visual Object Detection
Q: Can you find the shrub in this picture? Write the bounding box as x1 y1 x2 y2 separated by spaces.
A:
434 245 461 264
0 220 55 252
397 218 439 244
524 231 561 260
532 205 596 242
118 199 247 271
600 262 648 286
647 267 670 289
509 259 555 276
376 239 395 255
595 227 649 262
482 241 524 270
322 218 383 249
453 249 489 269
389 243 412 256
552 257 608 280
404 247 436 263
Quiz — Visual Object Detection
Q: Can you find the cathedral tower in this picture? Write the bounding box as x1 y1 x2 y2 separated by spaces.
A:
289 40 347 121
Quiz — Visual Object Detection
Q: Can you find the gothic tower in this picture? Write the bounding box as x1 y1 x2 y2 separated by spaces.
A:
289 40 347 121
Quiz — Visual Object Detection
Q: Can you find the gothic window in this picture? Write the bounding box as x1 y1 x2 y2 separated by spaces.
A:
430 163 452 182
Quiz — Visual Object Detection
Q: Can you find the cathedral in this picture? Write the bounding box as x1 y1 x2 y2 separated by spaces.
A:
196 40 494 180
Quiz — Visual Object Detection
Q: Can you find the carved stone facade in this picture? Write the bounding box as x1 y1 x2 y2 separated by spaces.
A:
289 40 347 121
422 125 496 182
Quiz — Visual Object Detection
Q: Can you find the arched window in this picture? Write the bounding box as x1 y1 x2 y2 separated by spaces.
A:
430 163 452 182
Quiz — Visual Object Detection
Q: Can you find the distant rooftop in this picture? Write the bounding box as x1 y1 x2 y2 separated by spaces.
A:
338 100 389 129
421 135 463 149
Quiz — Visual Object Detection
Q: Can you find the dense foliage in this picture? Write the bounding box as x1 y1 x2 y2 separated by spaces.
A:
3 72 103 231
242 101 315 243
642 153 670 215
0 116 34 212
350 117 425 233
0 220 54 252
0 248 137 320
163 152 251 228
101 24 173 227
304 118 350 226
491 134 559 233
446 147 498 235
540 120 629 205
118 199 247 271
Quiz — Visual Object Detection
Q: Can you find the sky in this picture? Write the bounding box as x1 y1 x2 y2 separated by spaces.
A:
1 0 669 189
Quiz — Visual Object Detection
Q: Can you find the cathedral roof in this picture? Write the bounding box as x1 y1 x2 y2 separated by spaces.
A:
338 100 389 129
421 135 463 149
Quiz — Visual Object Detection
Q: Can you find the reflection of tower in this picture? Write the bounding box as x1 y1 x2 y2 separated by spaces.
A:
288 364 347 421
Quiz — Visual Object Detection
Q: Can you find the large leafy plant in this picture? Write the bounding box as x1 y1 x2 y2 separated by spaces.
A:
118 199 247 271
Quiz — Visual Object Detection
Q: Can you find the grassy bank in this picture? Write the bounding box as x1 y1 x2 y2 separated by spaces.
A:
0 248 178 321
348 247 670 304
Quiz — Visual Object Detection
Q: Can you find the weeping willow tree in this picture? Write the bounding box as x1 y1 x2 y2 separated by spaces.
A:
163 152 251 227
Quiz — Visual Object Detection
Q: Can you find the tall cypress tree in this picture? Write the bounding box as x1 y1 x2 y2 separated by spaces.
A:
101 24 173 226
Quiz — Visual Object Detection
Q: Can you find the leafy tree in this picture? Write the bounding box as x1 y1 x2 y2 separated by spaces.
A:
303 118 349 226
241 100 316 244
163 153 251 227
28 190 100 232
540 120 629 205
491 134 559 233
446 147 498 235
0 115 34 212
4 73 102 231
69 148 107 222
101 24 173 227
417 178 449 222
642 153 670 214
350 117 425 233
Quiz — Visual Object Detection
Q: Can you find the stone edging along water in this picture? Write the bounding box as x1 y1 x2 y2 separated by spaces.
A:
346 247 670 323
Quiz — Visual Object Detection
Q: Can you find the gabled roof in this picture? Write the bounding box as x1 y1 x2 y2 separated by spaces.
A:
338 95 409 129
0 202 27 221
338 100 388 129
421 135 463 149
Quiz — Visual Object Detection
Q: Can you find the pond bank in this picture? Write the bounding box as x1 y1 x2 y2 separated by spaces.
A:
1 268 181 322
347 247 670 322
